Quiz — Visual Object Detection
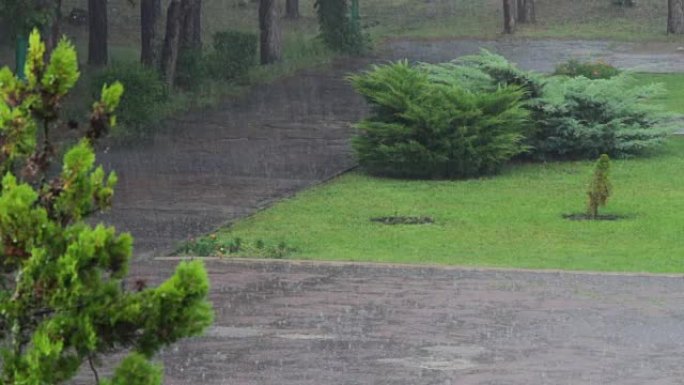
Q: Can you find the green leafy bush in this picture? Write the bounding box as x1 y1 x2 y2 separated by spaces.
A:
91 62 169 136
314 0 368 55
554 59 621 79
207 30 258 80
349 61 530 179
176 47 209 90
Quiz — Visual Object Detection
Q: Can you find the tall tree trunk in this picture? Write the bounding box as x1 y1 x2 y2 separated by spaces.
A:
161 0 182 87
259 0 282 64
191 0 202 47
141 0 163 66
669 0 684 34
516 0 535 23
285 0 299 19
87 0 108 66
179 0 202 50
503 0 516 34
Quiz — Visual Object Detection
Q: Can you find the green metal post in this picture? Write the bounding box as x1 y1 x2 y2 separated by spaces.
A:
350 0 359 28
15 34 28 80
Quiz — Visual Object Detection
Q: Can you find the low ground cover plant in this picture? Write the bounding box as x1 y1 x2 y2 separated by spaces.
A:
554 58 621 79
350 51 670 179
177 235 296 259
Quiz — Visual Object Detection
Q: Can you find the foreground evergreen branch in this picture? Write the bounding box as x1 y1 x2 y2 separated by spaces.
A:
0 30 213 385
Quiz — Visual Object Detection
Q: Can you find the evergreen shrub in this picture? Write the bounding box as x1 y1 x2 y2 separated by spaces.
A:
207 30 258 80
456 51 668 160
91 62 169 135
530 74 669 159
314 0 368 55
349 61 530 179
350 51 670 176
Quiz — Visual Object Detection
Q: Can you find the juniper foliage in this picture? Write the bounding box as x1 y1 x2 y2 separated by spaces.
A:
0 30 213 385
349 61 530 179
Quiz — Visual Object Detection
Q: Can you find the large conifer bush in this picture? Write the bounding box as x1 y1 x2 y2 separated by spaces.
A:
0 30 213 384
529 75 669 160
349 61 529 179
455 50 670 160
351 51 670 175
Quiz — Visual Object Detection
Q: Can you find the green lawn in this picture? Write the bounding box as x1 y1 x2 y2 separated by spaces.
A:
203 137 684 273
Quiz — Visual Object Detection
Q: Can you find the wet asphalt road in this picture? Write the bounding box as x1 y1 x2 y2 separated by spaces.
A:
122 259 684 385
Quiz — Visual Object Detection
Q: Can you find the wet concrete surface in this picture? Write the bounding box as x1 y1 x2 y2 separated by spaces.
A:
381 38 684 73
95 39 684 257
118 259 684 385
95 60 369 256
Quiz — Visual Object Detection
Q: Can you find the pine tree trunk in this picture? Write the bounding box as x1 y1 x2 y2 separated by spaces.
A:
87 0 108 66
285 0 299 19
161 0 182 87
179 0 202 50
141 0 163 67
668 0 684 34
192 0 202 46
259 0 282 64
517 0 535 23
503 0 516 34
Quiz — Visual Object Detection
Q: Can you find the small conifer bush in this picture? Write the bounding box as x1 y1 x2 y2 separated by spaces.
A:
587 154 612 218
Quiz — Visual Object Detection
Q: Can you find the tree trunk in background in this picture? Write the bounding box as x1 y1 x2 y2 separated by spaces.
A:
161 0 182 86
503 0 516 34
141 0 163 66
259 0 282 64
285 0 299 19
668 0 684 34
87 0 108 66
191 0 202 47
179 0 202 50
517 0 535 23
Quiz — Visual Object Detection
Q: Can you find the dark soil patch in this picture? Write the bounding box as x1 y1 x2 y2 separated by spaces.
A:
562 213 629 221
370 216 434 225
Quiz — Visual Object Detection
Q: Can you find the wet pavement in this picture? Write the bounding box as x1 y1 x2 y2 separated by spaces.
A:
121 259 684 385
381 38 684 73
95 60 369 256
95 38 684 257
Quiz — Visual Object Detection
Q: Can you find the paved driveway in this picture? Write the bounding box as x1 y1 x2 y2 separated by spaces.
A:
120 259 684 385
